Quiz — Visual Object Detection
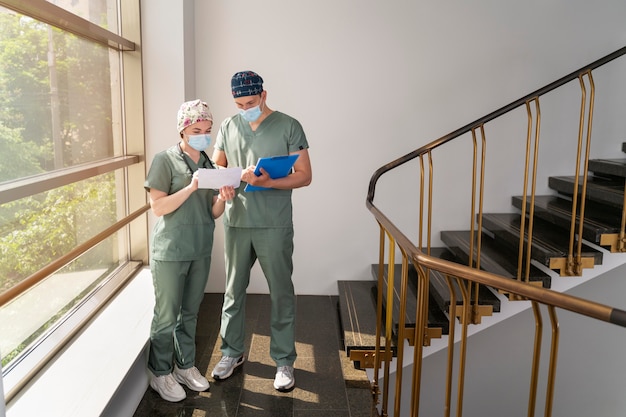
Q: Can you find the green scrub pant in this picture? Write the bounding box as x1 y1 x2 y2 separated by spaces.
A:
148 257 211 375
220 226 297 366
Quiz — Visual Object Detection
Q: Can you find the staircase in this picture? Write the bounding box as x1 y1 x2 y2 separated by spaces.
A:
338 148 626 368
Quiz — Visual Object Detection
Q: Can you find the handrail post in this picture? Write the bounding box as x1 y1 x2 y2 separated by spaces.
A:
373 223 386 414
544 306 560 417
527 301 543 417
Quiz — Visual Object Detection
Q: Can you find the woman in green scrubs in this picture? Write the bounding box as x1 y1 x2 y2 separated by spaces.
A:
144 99 234 402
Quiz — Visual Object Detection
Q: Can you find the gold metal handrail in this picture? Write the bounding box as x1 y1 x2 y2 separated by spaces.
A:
368 204 626 416
518 98 540 284
567 71 595 275
366 46 626 417
369 55 619 277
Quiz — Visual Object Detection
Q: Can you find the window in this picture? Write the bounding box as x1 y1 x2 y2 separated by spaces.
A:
0 0 147 401
45 0 118 29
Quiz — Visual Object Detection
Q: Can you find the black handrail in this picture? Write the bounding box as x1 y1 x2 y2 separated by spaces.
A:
367 45 626 202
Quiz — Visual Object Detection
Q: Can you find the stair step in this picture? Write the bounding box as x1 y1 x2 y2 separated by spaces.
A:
428 247 501 314
441 230 552 288
549 175 624 209
482 213 603 274
371 264 449 341
337 280 386 356
511 195 621 246
588 158 626 178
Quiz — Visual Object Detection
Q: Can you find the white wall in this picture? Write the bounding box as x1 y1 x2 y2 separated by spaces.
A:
142 0 189 164
142 1 626 296
141 0 199 273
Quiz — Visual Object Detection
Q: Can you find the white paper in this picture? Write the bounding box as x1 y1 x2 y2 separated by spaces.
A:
197 167 242 189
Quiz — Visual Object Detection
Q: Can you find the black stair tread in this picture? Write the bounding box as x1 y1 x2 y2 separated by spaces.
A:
511 195 621 244
481 213 603 268
337 280 386 354
588 158 626 178
549 175 624 209
371 264 449 337
428 247 501 314
441 230 551 288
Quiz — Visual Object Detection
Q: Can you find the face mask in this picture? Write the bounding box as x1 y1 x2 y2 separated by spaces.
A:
240 104 262 122
187 134 211 151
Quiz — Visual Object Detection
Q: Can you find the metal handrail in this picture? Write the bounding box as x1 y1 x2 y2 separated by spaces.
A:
366 45 626 417
368 202 626 417
367 45 626 202
367 203 626 327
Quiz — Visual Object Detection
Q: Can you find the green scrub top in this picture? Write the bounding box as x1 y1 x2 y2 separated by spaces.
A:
215 111 309 228
144 144 217 261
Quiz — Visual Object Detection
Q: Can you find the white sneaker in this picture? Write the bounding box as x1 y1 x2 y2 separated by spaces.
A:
173 365 210 391
150 373 186 402
273 365 295 391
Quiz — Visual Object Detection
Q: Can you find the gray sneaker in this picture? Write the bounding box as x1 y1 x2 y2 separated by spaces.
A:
273 365 295 391
211 355 244 380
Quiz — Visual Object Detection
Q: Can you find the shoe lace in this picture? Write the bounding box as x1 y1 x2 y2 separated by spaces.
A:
164 373 179 388
219 356 236 366
185 366 203 379
277 366 293 379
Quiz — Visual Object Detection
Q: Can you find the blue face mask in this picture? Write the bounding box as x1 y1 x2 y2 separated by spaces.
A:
187 134 211 151
240 104 262 122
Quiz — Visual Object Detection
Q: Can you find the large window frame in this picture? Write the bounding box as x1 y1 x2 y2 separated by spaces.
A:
0 0 148 404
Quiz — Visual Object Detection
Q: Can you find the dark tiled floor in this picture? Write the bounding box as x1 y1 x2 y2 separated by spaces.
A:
133 293 375 417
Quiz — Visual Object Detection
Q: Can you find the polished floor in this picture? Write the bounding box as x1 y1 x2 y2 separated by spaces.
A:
132 293 374 417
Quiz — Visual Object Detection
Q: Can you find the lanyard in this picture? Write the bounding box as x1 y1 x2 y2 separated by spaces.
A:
178 142 215 172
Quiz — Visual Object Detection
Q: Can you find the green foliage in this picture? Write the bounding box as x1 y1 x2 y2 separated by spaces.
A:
0 174 116 293
0 12 114 177
0 13 117 296
0 7 122 368
1 342 25 367
0 14 53 174
0 123 49 182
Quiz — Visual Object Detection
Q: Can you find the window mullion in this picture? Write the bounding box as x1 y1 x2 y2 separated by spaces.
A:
0 0 135 51
0 155 140 205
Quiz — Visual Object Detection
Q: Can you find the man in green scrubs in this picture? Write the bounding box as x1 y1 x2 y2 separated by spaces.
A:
211 71 312 391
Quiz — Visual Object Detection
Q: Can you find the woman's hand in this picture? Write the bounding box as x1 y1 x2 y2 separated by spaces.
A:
186 171 200 193
212 185 235 218
218 185 235 202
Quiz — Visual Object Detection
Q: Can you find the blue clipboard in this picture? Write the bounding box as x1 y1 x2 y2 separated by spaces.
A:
244 154 299 191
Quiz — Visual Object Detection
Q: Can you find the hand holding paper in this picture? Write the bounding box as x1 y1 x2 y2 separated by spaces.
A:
197 167 242 189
